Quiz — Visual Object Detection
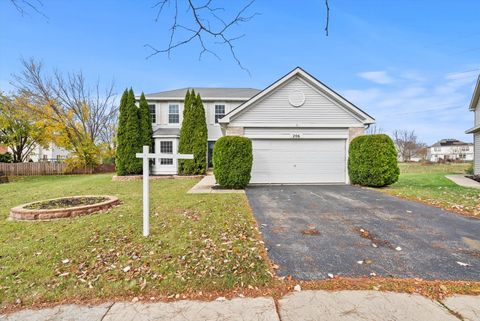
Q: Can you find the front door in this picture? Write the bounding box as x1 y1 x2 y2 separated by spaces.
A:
152 139 177 175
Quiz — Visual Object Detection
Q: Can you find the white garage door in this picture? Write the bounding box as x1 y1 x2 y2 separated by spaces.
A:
250 139 346 184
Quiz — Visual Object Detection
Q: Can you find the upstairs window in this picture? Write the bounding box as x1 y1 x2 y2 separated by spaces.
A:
148 104 156 123
168 104 179 124
215 104 225 123
433 147 441 152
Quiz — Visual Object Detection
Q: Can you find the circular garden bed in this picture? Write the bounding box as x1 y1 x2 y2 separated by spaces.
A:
10 195 119 221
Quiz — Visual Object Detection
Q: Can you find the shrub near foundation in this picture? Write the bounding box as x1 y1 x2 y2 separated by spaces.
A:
348 134 399 187
213 136 252 188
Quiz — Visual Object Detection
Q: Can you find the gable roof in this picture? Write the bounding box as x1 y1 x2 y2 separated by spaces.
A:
144 87 260 101
219 67 375 125
470 75 480 111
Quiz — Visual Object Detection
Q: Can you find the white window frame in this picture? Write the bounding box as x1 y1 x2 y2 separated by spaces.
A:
168 104 180 124
214 104 226 124
148 104 156 124
160 140 173 165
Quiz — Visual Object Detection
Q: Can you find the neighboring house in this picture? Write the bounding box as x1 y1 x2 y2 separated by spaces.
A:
25 143 70 162
466 75 480 174
427 139 474 162
144 67 375 184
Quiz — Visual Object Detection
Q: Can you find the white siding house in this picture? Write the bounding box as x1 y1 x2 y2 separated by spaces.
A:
144 88 260 175
427 139 474 162
466 75 480 174
8 142 69 162
143 67 375 184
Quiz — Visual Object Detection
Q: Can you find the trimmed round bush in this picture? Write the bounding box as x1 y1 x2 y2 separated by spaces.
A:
348 134 399 187
213 136 253 189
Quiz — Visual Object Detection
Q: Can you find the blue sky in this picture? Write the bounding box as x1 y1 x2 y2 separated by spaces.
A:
1 0 479 145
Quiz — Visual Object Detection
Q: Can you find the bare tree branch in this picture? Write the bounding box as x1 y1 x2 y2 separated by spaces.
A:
146 0 259 75
9 0 47 18
325 0 330 36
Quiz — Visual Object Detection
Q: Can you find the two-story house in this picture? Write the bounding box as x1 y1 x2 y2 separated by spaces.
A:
466 75 480 174
144 87 260 175
427 139 474 162
143 67 375 184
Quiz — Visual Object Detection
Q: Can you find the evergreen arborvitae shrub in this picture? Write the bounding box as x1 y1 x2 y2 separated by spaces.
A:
118 88 142 175
213 136 252 188
138 92 153 151
178 90 208 175
348 134 399 187
115 89 129 175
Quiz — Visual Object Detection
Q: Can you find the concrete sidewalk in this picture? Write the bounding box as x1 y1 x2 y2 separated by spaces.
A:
446 174 480 189
187 174 244 194
2 290 479 321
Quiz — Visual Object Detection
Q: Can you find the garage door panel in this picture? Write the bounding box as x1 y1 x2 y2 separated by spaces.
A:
250 139 346 184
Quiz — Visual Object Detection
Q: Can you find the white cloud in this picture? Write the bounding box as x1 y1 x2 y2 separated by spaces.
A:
357 71 394 84
342 69 477 144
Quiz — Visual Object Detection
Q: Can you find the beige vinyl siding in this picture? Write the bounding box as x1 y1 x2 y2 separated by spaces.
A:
232 77 361 125
475 133 480 175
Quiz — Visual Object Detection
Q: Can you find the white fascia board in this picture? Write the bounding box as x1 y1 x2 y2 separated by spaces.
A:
465 125 480 134
469 76 480 111
145 97 251 101
225 122 366 128
152 134 180 138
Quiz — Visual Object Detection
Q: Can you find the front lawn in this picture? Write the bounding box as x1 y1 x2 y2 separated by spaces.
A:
0 174 271 310
380 163 480 217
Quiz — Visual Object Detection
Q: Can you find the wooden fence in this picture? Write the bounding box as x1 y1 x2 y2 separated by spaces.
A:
0 163 115 176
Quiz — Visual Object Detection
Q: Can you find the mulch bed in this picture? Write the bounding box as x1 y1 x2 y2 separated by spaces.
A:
25 197 109 210
466 175 480 183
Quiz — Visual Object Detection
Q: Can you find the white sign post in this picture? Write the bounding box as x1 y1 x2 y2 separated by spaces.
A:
136 145 194 237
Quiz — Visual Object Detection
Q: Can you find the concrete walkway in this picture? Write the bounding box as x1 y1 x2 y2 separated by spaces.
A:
446 174 480 189
2 291 479 321
187 174 244 194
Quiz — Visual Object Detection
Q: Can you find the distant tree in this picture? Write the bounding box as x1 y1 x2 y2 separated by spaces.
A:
178 90 207 174
365 124 384 135
0 152 13 163
138 92 153 151
13 58 117 168
0 92 49 162
392 129 425 162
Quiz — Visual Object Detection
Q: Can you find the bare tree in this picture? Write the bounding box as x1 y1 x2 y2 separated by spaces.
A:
147 0 331 72
365 124 384 135
146 0 259 73
12 58 118 166
392 129 424 162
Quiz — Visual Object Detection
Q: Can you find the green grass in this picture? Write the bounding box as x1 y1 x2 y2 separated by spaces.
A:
0 174 271 308
380 163 480 217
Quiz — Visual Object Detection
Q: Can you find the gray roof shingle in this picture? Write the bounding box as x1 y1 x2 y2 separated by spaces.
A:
153 128 180 137
145 87 260 100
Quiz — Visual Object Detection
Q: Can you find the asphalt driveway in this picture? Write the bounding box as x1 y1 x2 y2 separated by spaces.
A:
246 185 480 280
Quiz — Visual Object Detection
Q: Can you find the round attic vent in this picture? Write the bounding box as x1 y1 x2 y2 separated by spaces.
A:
288 90 305 107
